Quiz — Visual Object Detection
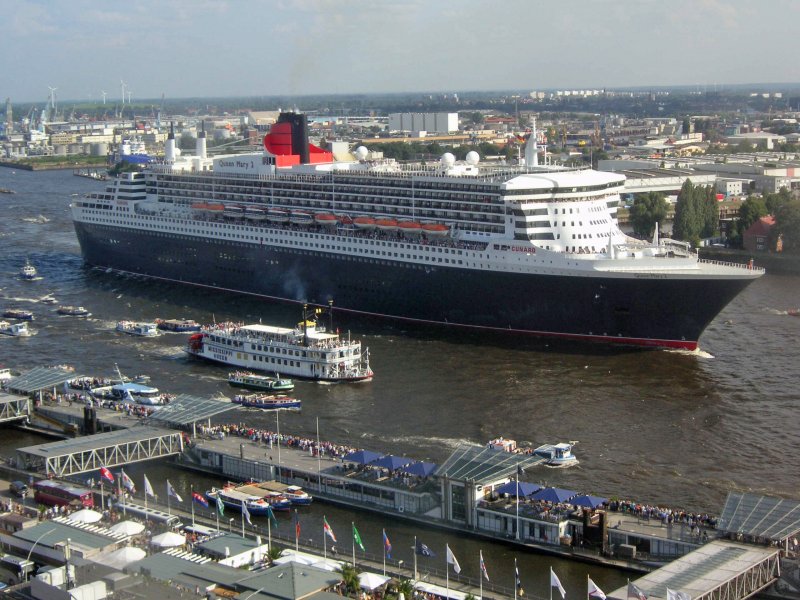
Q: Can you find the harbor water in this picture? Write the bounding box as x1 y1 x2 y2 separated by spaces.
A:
1 167 799 596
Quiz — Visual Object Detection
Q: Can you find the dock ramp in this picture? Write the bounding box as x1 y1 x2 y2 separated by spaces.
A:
16 426 183 477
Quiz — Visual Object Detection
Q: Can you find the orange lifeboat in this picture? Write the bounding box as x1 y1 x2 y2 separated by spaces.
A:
207 203 225 212
397 221 422 236
422 223 449 238
375 218 398 232
315 213 338 227
338 215 354 226
353 216 376 230
191 202 208 211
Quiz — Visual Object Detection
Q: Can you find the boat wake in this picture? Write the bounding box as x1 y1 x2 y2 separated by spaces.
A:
666 347 714 359
22 215 50 224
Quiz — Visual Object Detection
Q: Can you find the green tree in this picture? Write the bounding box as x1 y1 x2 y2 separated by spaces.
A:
672 180 700 243
700 185 719 238
737 196 768 236
629 192 669 238
765 187 791 215
774 199 800 253
339 563 361 597
266 545 283 565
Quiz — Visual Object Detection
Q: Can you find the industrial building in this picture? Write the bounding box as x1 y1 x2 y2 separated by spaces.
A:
388 112 458 134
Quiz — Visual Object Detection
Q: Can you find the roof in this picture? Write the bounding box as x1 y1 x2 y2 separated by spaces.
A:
6 366 81 394
13 519 122 554
503 169 626 191
235 562 341 600
129 552 242 589
718 492 800 542
146 394 234 426
17 426 177 459
743 216 776 237
435 444 545 484
607 540 779 600
197 532 265 559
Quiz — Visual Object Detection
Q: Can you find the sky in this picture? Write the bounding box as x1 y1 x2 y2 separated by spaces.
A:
4 0 800 104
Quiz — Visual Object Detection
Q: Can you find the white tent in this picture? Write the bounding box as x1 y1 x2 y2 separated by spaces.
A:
273 554 316 566
413 581 471 600
104 546 146 570
150 531 185 548
110 521 145 536
359 572 390 591
68 509 103 524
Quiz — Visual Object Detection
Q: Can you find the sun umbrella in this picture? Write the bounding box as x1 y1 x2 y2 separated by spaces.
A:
150 531 185 548
104 546 146 570
69 508 103 524
343 450 383 465
494 481 542 497
530 487 577 504
369 455 411 470
359 572 391 590
570 494 608 509
109 520 145 536
400 461 438 477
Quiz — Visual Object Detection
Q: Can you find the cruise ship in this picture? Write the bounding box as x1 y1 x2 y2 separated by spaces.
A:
70 112 764 350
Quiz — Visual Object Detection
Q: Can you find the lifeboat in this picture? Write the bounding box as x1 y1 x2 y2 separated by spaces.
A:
223 205 245 218
207 203 225 212
353 216 376 230
245 207 266 221
338 215 354 226
422 223 449 238
191 202 209 211
397 221 422 236
315 213 338 227
267 208 290 223
290 210 314 226
375 218 398 232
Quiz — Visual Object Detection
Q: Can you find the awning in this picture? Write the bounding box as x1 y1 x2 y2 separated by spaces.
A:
400 461 438 477
570 495 607 509
494 481 542 497
531 487 577 504
359 572 390 590
344 450 383 465
370 455 412 470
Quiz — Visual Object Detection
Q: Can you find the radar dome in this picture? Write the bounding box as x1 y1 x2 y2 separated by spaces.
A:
440 152 456 167
465 151 480 166
355 146 369 161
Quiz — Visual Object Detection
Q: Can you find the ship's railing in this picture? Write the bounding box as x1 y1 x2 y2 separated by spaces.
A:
698 257 766 272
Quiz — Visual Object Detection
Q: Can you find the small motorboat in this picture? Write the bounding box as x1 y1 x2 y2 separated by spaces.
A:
283 485 313 505
788 308 800 317
19 260 37 280
40 295 58 305
0 321 31 337
116 321 160 337
228 371 294 392
57 306 91 317
533 441 579 468
2 309 34 321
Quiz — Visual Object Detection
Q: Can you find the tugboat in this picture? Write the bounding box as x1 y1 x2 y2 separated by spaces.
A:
57 306 91 317
19 260 37 280
2 309 34 321
533 442 579 468
228 371 295 392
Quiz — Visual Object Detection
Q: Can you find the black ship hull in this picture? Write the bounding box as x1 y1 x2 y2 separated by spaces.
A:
73 222 754 350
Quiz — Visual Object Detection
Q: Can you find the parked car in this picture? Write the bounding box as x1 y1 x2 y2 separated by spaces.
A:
9 481 28 498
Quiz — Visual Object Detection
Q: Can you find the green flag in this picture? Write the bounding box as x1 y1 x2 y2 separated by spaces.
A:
216 494 224 517
266 504 279 528
352 522 365 551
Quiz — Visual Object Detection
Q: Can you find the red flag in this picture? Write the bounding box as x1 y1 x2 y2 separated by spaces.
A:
99 467 114 483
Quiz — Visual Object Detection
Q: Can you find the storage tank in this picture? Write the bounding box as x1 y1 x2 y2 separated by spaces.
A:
68 143 85 155
90 142 109 156
53 145 67 156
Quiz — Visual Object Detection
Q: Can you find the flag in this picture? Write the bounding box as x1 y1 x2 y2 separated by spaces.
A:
446 544 461 574
627 583 648 600
515 558 523 595
143 474 155 498
242 501 252 525
167 480 183 502
353 523 365 552
265 504 278 528
383 529 392 559
294 510 301 540
216 493 225 517
192 492 209 508
480 550 489 582
99 466 114 483
323 516 337 543
120 469 135 493
551 568 566 599
415 540 435 557
588 578 606 600
666 589 690 600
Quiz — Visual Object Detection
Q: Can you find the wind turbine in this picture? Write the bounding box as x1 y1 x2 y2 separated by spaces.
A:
101 90 107 105
120 80 126 106
47 86 57 120
126 90 132 105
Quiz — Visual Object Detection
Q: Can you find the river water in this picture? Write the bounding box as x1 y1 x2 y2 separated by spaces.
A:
1 167 798 596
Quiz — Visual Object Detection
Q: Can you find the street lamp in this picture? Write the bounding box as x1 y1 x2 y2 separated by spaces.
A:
25 527 56 580
228 518 235 533
243 585 268 600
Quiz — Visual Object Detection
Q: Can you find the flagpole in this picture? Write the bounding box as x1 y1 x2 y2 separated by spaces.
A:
215 495 220 532
316 417 322 491
191 485 195 527
100 481 105 511
276 411 281 473
516 475 520 540
480 553 483 600
414 536 418 581
352 522 356 566
514 558 518 600
241 503 245 538
383 530 386 576
294 509 299 553
445 545 450 600
267 513 272 552
144 477 148 511
550 567 553 600
323 516 327 559
167 482 171 517
587 574 590 600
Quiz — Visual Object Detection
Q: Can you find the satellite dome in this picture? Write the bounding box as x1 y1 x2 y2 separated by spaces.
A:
465 151 480 166
355 146 369 161
440 152 456 167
